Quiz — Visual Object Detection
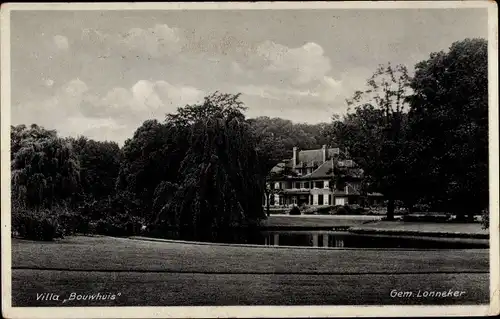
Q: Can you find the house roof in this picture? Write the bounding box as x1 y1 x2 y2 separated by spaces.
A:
307 159 334 178
269 146 365 181
295 148 340 166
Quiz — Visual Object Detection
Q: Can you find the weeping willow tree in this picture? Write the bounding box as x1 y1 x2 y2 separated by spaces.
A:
154 92 266 242
11 124 81 211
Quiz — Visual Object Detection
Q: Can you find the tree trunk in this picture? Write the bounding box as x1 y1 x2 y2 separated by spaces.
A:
266 193 270 217
386 198 395 221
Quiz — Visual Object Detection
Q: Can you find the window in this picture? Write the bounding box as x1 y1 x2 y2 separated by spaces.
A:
318 194 324 205
294 182 301 189
315 181 323 188
304 182 310 189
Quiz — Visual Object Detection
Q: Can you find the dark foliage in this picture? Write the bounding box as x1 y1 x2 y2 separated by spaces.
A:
289 206 301 215
12 209 63 241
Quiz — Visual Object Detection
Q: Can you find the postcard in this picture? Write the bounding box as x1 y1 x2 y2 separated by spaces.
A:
1 1 498 318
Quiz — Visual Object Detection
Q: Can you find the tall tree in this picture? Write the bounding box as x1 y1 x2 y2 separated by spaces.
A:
116 119 189 221
334 63 412 220
407 38 488 218
155 92 266 242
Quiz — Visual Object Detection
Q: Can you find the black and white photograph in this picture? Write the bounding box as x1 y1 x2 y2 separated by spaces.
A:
1 2 498 318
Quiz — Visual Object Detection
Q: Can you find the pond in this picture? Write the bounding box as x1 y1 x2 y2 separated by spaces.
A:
258 230 487 249
144 227 487 249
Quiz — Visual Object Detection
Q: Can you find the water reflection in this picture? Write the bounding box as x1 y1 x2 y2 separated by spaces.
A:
260 231 487 249
263 231 348 247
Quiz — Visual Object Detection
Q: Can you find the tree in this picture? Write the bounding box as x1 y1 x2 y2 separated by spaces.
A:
249 116 332 173
116 119 189 221
11 124 81 210
154 92 267 242
166 91 247 126
407 38 488 218
68 136 122 201
330 64 412 219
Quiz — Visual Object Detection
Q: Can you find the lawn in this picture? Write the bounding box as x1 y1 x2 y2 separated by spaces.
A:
11 236 489 306
350 221 488 238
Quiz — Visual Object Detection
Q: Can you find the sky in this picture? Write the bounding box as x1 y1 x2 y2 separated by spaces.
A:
10 8 488 144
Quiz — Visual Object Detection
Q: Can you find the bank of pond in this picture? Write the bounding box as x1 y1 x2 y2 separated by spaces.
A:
143 227 488 249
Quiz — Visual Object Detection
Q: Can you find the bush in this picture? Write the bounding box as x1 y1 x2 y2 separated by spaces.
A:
58 211 91 235
289 206 301 215
94 214 145 237
344 204 367 215
331 205 349 215
12 209 63 241
481 209 489 229
414 203 431 212
316 206 333 215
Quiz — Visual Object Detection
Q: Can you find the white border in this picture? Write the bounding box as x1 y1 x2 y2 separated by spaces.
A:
1 2 498 318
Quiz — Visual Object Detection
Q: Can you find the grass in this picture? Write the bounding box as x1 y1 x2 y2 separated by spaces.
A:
11 236 490 306
12 270 488 306
350 221 489 237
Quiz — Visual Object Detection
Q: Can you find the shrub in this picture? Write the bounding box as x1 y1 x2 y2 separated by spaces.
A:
316 206 333 215
331 205 348 215
289 206 301 215
12 209 63 241
344 204 367 215
58 211 91 235
94 214 145 237
481 209 489 229
414 203 431 212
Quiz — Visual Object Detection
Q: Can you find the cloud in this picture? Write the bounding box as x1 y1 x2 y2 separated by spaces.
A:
83 79 205 120
13 78 205 144
119 24 184 58
254 41 332 85
11 79 123 141
14 23 353 144
231 61 244 75
53 35 69 50
62 78 88 97
236 75 344 104
43 78 54 87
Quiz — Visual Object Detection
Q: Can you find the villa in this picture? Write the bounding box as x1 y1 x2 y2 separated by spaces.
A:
264 145 383 209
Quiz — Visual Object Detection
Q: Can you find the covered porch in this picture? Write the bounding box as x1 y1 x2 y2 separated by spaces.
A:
264 189 312 208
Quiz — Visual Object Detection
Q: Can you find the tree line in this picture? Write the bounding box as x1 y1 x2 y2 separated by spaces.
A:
10 38 489 241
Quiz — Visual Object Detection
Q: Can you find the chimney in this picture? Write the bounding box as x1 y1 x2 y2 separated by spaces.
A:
322 145 327 162
292 146 299 169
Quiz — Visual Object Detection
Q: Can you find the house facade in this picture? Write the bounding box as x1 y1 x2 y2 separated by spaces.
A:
264 145 382 208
